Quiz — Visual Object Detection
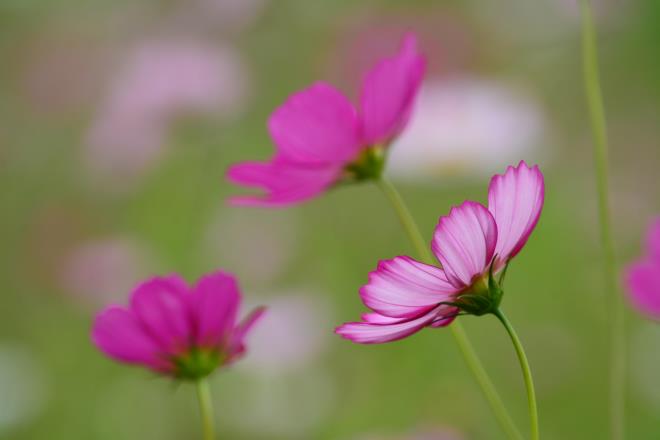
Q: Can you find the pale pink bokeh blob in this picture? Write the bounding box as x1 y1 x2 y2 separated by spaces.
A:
60 238 154 308
387 77 546 182
239 293 333 375
86 39 249 187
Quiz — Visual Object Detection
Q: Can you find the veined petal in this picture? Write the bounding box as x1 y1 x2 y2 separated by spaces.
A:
191 271 241 348
646 217 660 261
432 201 498 288
360 32 426 145
268 82 362 164
130 275 192 356
488 161 544 265
360 312 406 324
625 260 660 320
336 306 451 344
91 306 171 371
360 256 458 318
226 160 342 207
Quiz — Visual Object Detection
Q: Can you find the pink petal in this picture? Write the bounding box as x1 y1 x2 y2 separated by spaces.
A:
429 312 458 328
91 306 171 371
191 271 241 348
431 201 498 288
359 256 458 318
335 306 449 344
360 312 406 324
226 160 342 207
646 217 660 261
487 161 545 266
227 306 266 360
625 261 660 320
359 33 426 145
268 82 362 164
130 275 192 356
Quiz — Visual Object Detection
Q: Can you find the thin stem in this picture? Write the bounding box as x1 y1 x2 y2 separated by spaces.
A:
375 177 523 440
493 309 539 440
580 2 625 439
195 379 215 440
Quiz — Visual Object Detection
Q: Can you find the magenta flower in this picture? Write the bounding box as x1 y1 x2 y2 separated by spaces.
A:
625 218 660 320
226 33 425 206
92 270 265 379
336 161 544 343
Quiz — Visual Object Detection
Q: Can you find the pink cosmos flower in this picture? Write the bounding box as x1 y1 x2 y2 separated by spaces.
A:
625 218 660 320
226 33 425 207
92 270 265 379
336 161 544 343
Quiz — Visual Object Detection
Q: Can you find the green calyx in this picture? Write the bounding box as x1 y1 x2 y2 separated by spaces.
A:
344 146 386 181
445 261 507 317
173 348 224 381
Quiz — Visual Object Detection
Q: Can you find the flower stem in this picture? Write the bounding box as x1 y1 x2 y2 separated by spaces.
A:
195 379 215 440
493 308 539 440
375 177 523 440
580 2 625 439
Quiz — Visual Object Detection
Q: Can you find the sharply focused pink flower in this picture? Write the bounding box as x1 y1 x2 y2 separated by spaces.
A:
625 218 660 320
227 33 425 207
92 270 265 379
337 161 544 343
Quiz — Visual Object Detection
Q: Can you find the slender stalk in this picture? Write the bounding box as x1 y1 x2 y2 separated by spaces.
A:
375 177 523 440
580 2 625 439
493 309 539 440
195 379 215 440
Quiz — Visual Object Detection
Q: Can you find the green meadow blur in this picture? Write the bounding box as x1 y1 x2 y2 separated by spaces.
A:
1 0 660 439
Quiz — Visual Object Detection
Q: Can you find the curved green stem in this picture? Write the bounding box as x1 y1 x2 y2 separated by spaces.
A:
375 177 523 440
580 2 625 439
195 379 215 440
494 309 539 440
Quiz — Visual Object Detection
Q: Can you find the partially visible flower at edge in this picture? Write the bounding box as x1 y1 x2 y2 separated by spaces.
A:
336 161 544 343
625 218 660 320
226 32 425 207
92 270 265 379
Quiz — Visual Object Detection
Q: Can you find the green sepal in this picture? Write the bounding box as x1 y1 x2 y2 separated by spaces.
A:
344 146 386 182
448 259 505 317
172 348 223 381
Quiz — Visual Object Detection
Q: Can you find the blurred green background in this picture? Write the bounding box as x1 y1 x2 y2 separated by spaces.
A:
1 0 660 439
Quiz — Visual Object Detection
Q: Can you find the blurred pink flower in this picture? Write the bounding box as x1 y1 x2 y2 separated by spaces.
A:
86 39 248 185
387 78 546 182
625 218 660 320
92 270 265 378
328 14 473 90
337 162 544 343
61 238 153 308
227 33 425 207
239 293 332 375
